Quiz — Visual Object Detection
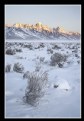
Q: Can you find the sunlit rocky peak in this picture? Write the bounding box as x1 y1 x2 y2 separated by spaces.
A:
56 26 67 33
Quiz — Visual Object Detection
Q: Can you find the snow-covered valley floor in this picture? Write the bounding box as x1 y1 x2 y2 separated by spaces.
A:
5 42 81 118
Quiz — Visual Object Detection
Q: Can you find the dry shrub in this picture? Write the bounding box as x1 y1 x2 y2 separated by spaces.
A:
23 71 48 106
5 64 11 72
6 48 16 55
13 62 24 73
50 53 67 66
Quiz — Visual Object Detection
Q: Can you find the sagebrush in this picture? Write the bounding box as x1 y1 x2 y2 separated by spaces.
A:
23 71 48 106
23 71 30 79
50 53 67 66
15 48 22 52
5 64 11 72
6 48 16 55
13 62 24 73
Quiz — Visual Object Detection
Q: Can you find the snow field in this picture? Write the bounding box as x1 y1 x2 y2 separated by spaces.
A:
5 42 81 118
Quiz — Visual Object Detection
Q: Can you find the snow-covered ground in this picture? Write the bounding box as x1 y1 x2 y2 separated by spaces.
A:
5 42 81 118
6 39 81 42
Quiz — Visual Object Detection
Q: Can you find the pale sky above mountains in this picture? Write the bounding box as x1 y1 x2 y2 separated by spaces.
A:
5 5 81 33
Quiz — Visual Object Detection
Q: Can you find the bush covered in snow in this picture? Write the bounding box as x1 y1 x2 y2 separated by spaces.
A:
75 54 79 58
24 44 33 50
58 63 63 68
52 44 61 49
54 84 59 88
5 64 11 72
35 65 41 72
39 43 45 48
24 71 48 106
13 63 24 73
47 48 53 54
50 53 67 66
40 57 45 63
15 48 22 52
77 60 80 64
23 71 30 79
6 48 16 55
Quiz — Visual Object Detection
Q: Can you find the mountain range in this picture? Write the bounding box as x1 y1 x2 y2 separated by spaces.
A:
5 22 81 40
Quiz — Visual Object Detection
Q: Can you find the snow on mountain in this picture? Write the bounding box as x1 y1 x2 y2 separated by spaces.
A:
5 23 81 40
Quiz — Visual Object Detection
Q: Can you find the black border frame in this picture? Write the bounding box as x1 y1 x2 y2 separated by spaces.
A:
0 1 83 120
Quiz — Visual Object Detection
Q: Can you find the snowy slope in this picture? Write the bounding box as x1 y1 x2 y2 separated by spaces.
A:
5 42 81 118
5 26 81 40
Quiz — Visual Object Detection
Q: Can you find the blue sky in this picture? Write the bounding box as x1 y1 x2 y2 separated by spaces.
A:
5 5 81 32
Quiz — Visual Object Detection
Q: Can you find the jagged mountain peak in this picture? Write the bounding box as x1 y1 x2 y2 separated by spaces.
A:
56 26 67 33
35 22 42 26
11 22 51 32
13 23 24 28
